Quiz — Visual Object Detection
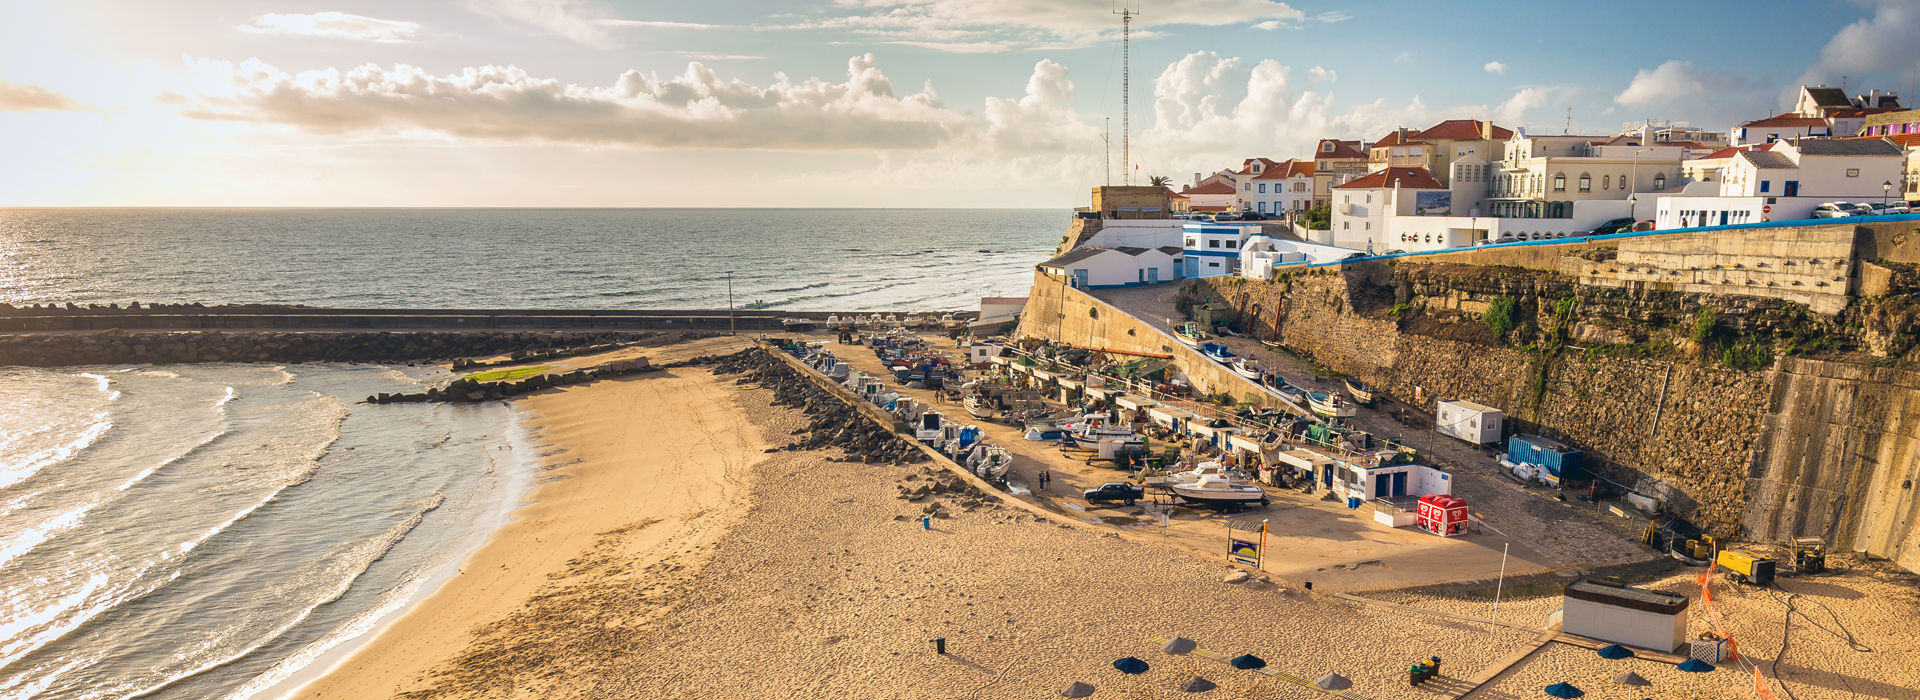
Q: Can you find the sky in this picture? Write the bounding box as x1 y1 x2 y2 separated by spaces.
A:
2 0 1918 208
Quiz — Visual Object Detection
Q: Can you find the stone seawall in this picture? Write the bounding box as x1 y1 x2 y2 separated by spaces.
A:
0 330 701 367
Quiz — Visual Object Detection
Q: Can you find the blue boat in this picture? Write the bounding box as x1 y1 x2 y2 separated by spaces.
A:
1200 342 1237 361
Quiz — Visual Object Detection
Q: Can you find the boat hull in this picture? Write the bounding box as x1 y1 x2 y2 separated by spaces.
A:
1169 485 1268 506
1344 379 1374 405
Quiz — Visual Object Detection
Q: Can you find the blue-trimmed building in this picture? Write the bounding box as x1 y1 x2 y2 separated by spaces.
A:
1182 222 1260 278
1038 246 1182 290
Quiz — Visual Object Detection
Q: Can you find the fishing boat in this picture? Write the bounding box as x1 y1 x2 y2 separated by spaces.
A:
1344 378 1375 405
1166 461 1228 485
1232 358 1264 379
1170 474 1270 509
1306 391 1357 418
915 410 945 442
1022 422 1069 441
1174 322 1207 347
966 444 1013 480
964 394 996 420
782 317 817 331
903 314 923 328
884 314 900 326
854 315 872 328
1200 342 1237 362
939 313 962 329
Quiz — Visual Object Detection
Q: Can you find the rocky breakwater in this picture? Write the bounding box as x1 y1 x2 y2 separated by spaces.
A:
371 357 655 404
709 348 934 467
0 330 681 367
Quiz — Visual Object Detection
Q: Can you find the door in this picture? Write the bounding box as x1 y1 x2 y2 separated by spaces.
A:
1784 181 1799 197
1392 471 1408 497
1184 257 1199 278
1138 269 1145 284
1071 269 1089 288
1719 211 1729 226
1373 474 1390 498
1147 267 1160 284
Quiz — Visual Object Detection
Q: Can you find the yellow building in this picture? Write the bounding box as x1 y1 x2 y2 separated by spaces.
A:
1090 186 1172 219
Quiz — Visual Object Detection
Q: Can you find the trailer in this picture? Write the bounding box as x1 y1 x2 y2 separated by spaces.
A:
1435 400 1502 444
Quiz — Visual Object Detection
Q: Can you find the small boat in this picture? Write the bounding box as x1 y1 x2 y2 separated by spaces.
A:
966 444 1012 480
884 314 900 326
964 394 996 420
854 315 872 328
1232 358 1263 379
1166 462 1228 486
903 314 923 328
1022 422 1069 441
1344 378 1375 405
1170 474 1270 509
782 317 817 331
1201 342 1237 362
915 410 945 442
1307 391 1357 418
939 313 962 329
1174 322 1207 347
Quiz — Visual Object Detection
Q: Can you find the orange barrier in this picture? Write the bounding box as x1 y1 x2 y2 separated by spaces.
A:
1697 564 1780 700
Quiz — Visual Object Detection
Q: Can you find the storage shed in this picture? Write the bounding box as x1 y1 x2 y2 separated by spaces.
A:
1435 400 1503 444
1509 434 1584 480
1562 579 1689 652
1148 406 1197 433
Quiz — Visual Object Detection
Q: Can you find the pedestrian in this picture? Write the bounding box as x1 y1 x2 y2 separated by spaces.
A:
1038 470 1050 491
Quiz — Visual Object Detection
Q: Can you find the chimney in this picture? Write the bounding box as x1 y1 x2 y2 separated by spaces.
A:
1194 172 1202 185
1398 127 1408 143
1480 119 1491 140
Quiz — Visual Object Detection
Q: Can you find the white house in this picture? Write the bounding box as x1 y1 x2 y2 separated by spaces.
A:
1331 167 1447 251
1436 400 1503 444
1238 234 1354 279
1694 137 1909 221
1079 219 1186 250
1181 222 1259 278
976 297 1027 326
1179 180 1237 213
1037 246 1180 289
1731 115 1832 146
1246 159 1317 215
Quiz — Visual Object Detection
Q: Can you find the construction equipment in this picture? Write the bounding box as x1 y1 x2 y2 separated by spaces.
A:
1681 533 1719 562
1788 536 1828 574
1715 548 1777 585
1644 517 1709 560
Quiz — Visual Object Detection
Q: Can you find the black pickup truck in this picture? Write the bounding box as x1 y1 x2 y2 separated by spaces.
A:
1083 482 1145 506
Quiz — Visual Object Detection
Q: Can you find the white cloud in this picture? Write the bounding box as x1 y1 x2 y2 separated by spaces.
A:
469 0 615 48
782 0 1305 51
238 12 421 42
1483 61 1506 74
0 80 89 112
156 54 1097 154
1306 65 1335 83
1495 87 1548 126
1140 51 1331 161
1311 11 1351 22
1614 60 1772 127
1795 0 1920 91
1251 20 1283 30
595 19 728 29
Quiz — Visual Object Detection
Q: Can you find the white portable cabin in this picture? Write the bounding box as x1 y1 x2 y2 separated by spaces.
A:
1436 400 1503 444
1334 463 1452 502
1187 421 1237 449
1562 579 1688 652
1114 395 1158 423
965 343 1003 365
1147 406 1197 432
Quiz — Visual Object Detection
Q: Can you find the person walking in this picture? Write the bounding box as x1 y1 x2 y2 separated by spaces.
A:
1038 470 1050 491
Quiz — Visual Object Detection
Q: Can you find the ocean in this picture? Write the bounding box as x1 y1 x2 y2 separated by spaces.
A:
0 208 1063 699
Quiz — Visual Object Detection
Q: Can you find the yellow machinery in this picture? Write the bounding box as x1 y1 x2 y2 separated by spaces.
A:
1789 537 1828 574
1716 548 1777 585
1681 534 1718 562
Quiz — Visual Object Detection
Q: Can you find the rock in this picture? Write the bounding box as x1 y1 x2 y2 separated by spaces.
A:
1222 571 1251 584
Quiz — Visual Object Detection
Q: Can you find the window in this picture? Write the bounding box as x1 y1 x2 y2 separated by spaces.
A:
1365 194 1372 203
1322 142 1334 153
1554 173 1566 191
1846 168 1860 178
1760 180 1771 193
1208 239 1220 248
1209 261 1221 268
1579 174 1591 192
1243 183 1251 190
1654 173 1666 189
1186 238 1198 247
1225 240 1237 249
1258 202 1268 213
1343 221 1350 230
1365 222 1371 230
1602 175 1610 190
1258 184 1267 193
1343 195 1351 204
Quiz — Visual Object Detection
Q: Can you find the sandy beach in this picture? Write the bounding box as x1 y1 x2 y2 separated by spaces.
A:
288 339 1919 699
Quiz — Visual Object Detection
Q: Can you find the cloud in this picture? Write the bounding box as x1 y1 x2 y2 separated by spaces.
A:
1141 51 1331 158
1795 0 1920 90
596 19 728 29
1495 87 1549 126
1613 60 1772 126
157 54 1096 153
0 81 88 112
238 12 421 42
1311 11 1351 22
1251 20 1283 30
1393 52 1413 63
1483 61 1506 74
1306 66 1335 83
781 0 1305 51
469 0 615 47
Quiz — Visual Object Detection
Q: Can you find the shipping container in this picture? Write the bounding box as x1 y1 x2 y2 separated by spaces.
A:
1508 434 1584 479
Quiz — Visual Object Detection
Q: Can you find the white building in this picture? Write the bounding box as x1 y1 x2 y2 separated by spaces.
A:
1731 115 1832 146
1179 180 1237 213
1654 137 1908 227
1238 234 1356 279
1181 222 1259 278
976 298 1027 326
1330 167 1446 251
1562 579 1689 653
1037 246 1181 290
1078 219 1186 250
1436 400 1503 444
1488 131 1685 219
1245 159 1316 215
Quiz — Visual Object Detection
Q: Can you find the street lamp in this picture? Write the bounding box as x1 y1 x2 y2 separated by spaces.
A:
1885 180 1894 210
725 270 735 336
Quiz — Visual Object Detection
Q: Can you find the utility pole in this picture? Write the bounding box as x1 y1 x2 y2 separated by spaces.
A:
726 270 735 336
1114 0 1139 186
1103 118 1111 186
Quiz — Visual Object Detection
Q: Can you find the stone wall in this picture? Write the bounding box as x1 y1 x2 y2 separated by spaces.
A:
0 330 695 367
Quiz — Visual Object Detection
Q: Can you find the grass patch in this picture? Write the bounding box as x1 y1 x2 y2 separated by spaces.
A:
466 365 552 382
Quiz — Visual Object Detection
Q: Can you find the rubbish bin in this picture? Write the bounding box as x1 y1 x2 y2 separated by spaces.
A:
1348 497 1361 510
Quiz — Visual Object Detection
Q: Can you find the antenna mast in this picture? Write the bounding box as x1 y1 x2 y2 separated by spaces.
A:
1114 1 1139 185
1103 118 1111 186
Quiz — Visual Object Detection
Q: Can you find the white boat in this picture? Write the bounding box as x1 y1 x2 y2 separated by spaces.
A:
1170 474 1269 509
1232 358 1264 380
1174 322 1206 347
884 314 900 326
966 444 1012 480
854 315 872 327
1166 462 1228 486
781 317 817 331
1344 378 1375 405
1307 391 1357 418
964 394 996 420
903 314 923 328
939 313 962 329
915 410 945 442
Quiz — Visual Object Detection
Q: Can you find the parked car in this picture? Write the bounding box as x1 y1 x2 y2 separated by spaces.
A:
1589 217 1636 235
1083 482 1145 506
1812 202 1853 218
1892 202 1915 215
1631 220 1656 232
1239 211 1269 221
1342 252 1367 260
1847 203 1877 216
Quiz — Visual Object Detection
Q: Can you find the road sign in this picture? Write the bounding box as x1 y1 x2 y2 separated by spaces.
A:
1762 205 1772 214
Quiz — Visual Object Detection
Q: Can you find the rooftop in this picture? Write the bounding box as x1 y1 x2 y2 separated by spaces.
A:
1790 137 1905 156
1038 247 1112 269
1736 115 1830 128
1333 167 1444 190
1183 181 1237 195
1416 119 1512 140
1315 139 1367 160
1253 159 1316 179
1740 151 1796 169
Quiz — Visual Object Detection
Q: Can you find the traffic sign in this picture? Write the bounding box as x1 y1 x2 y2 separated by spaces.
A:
1762 205 1772 214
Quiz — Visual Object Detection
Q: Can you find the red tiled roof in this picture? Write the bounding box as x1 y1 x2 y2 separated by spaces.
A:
1699 146 1750 160
1370 130 1429 148
1333 167 1444 190
1842 133 1920 148
1252 159 1316 179
1182 181 1237 195
1237 157 1282 175
1737 116 1829 128
1314 139 1366 160
1414 119 1513 140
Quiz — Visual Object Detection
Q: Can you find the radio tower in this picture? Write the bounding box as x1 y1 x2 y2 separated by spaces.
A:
1114 1 1139 185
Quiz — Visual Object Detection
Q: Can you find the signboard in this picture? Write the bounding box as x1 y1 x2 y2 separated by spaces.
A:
1415 191 1453 216
1226 518 1269 568
1762 205 1772 214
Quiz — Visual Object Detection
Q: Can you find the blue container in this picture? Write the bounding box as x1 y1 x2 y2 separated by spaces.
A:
1508 434 1584 479
1347 497 1361 510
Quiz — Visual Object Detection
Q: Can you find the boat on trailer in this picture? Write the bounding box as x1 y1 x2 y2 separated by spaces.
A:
1306 391 1357 418
1170 474 1269 509
1174 322 1207 347
1200 342 1237 362
1232 358 1264 379
1344 378 1375 404
915 410 945 442
964 394 996 420
782 317 817 331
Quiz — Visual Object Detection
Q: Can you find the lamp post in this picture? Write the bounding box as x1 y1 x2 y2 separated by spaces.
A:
1885 180 1894 210
725 270 735 336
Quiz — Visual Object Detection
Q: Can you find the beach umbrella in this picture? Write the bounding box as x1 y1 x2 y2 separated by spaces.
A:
1113 657 1150 675
1229 654 1267 670
1179 676 1218 693
1612 672 1651 686
1314 673 1352 690
1162 637 1197 654
1060 681 1097 697
1544 682 1585 698
1677 659 1715 673
1596 644 1635 660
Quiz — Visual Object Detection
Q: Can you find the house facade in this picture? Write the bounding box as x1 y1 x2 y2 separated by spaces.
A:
1330 167 1446 251
1487 132 1684 218
1313 139 1368 208
1247 159 1316 215
1181 222 1259 278
1037 246 1182 290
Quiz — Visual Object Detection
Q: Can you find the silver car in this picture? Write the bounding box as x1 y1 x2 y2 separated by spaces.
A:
1812 202 1853 218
